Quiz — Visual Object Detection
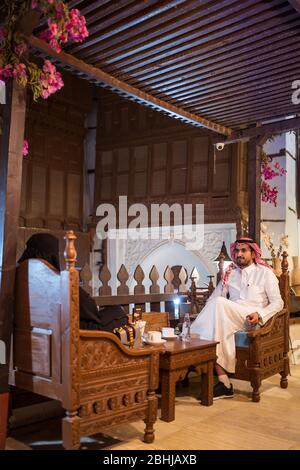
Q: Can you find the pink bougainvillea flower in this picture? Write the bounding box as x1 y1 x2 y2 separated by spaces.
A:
1 0 88 100
14 42 28 56
261 154 286 207
23 139 29 157
39 59 63 99
0 64 14 81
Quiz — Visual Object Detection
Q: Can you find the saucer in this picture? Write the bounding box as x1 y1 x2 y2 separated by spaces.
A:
143 338 166 345
162 335 178 340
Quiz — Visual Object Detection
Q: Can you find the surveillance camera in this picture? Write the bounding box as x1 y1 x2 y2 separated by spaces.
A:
216 142 225 151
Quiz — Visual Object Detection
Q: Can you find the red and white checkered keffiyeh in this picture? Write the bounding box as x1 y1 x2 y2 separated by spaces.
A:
221 237 272 287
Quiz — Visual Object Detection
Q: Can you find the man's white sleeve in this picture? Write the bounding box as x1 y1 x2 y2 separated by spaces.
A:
256 269 284 324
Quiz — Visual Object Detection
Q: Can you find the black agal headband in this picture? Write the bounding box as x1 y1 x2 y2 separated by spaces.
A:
235 238 255 244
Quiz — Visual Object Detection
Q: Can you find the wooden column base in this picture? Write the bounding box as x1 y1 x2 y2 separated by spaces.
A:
0 392 9 449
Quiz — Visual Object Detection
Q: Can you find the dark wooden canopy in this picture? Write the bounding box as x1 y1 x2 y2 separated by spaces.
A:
28 0 300 134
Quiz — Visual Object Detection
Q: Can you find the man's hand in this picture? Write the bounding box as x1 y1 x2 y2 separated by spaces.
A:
246 312 260 326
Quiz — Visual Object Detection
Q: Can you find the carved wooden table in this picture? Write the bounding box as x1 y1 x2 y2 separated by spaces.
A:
158 337 218 422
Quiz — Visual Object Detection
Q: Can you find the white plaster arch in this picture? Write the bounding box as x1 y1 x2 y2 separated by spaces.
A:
128 239 211 293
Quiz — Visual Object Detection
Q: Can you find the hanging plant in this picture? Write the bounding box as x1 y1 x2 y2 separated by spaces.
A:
0 0 88 101
260 142 286 207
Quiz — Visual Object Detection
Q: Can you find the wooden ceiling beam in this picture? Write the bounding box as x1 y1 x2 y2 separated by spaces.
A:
231 117 300 140
28 35 231 136
225 108 300 128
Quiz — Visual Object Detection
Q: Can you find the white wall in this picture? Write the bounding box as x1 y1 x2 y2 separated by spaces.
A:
261 132 299 264
105 223 236 294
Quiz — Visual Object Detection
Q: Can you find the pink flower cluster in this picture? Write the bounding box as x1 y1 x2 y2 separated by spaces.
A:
40 59 63 98
0 1 88 101
0 62 27 85
261 155 286 207
37 2 88 53
261 181 278 206
23 139 29 157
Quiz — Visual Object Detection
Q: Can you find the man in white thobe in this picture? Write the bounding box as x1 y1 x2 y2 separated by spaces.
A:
190 238 283 399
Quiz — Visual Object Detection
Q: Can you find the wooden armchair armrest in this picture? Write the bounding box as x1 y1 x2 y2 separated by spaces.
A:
79 329 156 358
246 308 287 338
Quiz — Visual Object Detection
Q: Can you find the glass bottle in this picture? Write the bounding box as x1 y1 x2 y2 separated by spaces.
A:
181 313 191 342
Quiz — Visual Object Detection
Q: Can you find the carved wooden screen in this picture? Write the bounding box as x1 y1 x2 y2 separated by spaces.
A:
20 73 92 230
94 89 243 225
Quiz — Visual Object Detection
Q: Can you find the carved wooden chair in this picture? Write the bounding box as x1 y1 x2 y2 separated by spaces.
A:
188 252 290 402
10 231 159 449
233 252 290 402
141 312 170 333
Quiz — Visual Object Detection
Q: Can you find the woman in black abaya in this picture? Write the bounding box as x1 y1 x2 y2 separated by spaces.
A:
18 233 127 332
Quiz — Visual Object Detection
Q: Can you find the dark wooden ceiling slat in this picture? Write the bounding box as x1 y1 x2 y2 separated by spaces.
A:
140 41 300 95
93 0 248 63
67 0 188 54
101 1 292 73
177 73 299 108
114 13 298 83
76 0 217 61
195 88 297 115
201 94 296 120
160 57 300 102
126 16 299 84
219 103 300 127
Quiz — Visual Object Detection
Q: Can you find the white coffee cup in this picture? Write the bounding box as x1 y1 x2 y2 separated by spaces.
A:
147 331 162 342
162 327 175 337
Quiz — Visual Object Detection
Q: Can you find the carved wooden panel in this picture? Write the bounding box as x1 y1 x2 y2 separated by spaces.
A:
153 142 167 169
21 72 90 229
134 172 147 197
117 147 130 172
94 89 240 225
31 165 47 215
49 169 64 216
117 173 129 195
152 170 166 196
191 166 208 192
213 146 230 193
100 175 113 200
171 168 186 194
14 329 51 377
67 173 81 219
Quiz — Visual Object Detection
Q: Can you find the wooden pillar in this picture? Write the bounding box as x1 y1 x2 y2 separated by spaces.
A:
0 80 27 449
247 138 262 244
